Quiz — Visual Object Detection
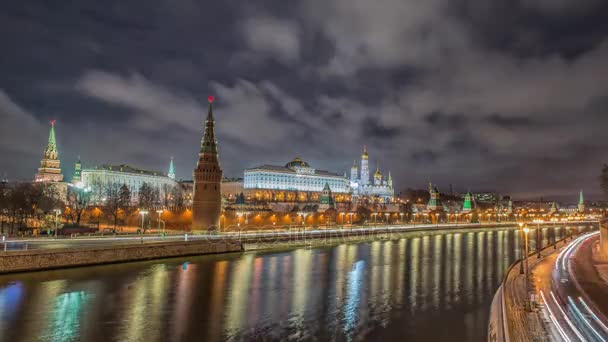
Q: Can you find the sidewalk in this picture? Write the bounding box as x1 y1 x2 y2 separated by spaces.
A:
503 237 575 341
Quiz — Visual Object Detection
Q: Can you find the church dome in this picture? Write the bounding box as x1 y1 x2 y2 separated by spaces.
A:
286 156 310 169
374 168 382 178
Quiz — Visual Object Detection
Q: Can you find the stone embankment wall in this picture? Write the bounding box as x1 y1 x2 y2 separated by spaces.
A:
0 240 243 274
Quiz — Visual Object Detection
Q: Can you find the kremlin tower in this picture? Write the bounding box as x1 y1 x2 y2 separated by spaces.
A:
360 145 370 186
192 96 223 230
35 120 64 182
168 157 176 180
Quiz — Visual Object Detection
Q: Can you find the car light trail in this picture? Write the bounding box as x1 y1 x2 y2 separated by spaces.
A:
579 297 608 333
568 296 605 341
540 291 571 342
550 291 585 341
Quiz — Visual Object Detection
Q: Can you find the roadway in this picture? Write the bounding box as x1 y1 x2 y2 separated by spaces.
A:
534 231 608 341
0 221 522 252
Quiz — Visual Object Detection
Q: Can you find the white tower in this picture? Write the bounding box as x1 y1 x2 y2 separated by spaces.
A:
360 145 369 186
350 160 358 181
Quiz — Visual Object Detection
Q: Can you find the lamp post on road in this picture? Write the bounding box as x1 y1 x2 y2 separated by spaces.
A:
139 210 148 234
518 222 525 274
156 209 164 236
523 226 531 312
53 209 61 238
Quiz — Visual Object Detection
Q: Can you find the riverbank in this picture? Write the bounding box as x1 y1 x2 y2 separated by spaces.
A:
0 240 243 274
1 221 597 275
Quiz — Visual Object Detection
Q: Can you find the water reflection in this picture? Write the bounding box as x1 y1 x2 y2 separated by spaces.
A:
0 225 592 342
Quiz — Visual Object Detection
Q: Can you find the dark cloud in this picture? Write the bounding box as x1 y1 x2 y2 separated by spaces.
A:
1 0 608 199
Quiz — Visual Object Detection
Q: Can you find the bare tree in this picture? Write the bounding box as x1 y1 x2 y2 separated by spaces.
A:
104 182 132 230
66 184 92 227
138 182 159 210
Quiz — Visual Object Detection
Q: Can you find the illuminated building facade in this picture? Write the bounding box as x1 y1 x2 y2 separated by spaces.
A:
349 146 394 202
79 162 178 204
244 157 350 195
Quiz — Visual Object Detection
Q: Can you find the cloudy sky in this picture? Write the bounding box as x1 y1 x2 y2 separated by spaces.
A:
1 0 608 200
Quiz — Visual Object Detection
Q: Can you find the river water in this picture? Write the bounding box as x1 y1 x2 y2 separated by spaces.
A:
0 225 591 342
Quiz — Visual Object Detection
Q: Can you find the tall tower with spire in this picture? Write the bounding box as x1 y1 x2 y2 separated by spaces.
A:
72 157 82 184
387 171 393 189
35 120 64 182
360 145 370 186
578 190 585 213
168 157 176 180
462 192 472 212
350 160 358 181
192 96 223 230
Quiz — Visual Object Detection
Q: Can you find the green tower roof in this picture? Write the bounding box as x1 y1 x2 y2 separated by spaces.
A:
44 120 58 160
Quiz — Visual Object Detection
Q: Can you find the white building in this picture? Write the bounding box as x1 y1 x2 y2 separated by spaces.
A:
244 157 350 193
78 161 178 204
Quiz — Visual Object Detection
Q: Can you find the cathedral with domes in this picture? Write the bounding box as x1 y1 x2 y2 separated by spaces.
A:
349 146 394 202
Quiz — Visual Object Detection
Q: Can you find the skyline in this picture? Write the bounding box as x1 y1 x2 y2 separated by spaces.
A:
2 1 608 199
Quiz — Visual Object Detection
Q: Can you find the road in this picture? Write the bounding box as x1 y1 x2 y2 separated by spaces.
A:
0 221 522 252
534 231 608 341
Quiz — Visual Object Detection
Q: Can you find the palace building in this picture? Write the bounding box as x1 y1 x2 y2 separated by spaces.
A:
349 146 394 202
77 160 178 204
243 157 351 202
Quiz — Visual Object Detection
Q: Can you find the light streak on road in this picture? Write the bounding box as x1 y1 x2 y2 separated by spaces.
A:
540 291 571 342
550 291 585 341
567 296 605 341
579 297 608 333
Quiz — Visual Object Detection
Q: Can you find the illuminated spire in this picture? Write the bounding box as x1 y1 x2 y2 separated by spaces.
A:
168 157 175 179
463 192 472 212
200 96 218 154
362 145 368 160
579 190 584 205
388 171 393 188
45 120 58 160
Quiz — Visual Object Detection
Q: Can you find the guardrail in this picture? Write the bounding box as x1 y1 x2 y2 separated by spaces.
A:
489 222 598 341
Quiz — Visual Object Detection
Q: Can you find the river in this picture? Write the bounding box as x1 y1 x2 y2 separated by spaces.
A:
0 225 592 342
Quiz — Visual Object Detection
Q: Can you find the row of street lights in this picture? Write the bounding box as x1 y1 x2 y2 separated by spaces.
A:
139 209 165 235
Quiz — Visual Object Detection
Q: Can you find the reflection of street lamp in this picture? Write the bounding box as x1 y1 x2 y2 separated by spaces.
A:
139 210 148 233
523 226 531 311
54 209 61 238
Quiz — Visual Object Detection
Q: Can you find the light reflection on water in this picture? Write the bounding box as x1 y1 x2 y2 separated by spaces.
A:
0 225 592 342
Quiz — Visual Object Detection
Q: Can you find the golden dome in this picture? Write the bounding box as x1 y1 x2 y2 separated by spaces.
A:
285 156 310 169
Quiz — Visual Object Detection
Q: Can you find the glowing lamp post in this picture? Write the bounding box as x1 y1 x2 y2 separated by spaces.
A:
523 226 531 311
518 222 525 274
53 209 61 238
156 209 164 236
139 210 148 234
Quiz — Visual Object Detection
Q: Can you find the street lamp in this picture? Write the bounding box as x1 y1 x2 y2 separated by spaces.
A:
518 222 525 274
534 219 543 258
139 210 148 234
54 209 61 238
156 209 164 236
523 226 531 311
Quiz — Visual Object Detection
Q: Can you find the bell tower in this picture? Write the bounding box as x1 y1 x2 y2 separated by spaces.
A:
192 96 223 230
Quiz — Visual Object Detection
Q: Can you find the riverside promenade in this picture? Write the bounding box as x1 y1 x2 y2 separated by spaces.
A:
491 221 604 342
0 221 519 274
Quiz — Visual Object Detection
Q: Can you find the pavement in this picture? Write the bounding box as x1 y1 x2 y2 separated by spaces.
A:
0 221 521 252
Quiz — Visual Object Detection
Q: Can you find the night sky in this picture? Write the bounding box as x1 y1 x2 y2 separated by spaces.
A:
1 1 608 200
